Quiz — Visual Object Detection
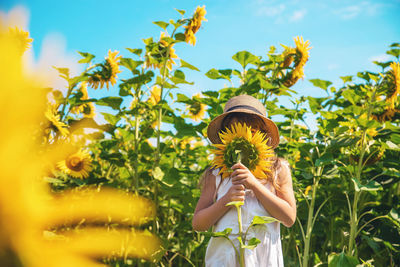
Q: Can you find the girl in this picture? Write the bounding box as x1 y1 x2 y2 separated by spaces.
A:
192 95 296 267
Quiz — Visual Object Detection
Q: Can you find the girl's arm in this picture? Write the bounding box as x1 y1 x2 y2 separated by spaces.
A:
192 170 246 231
231 160 296 227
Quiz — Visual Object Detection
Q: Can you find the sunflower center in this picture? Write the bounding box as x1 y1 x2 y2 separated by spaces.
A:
223 137 259 171
66 156 84 171
190 102 201 115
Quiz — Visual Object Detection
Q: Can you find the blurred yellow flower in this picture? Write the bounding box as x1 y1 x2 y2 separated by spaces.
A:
284 36 312 87
57 150 93 179
187 93 206 121
386 62 400 110
0 26 159 266
304 185 312 196
366 128 378 137
7 26 33 53
45 104 69 137
184 5 207 46
148 85 162 105
88 50 122 89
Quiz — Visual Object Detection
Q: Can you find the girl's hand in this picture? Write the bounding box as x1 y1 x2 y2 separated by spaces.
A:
222 183 245 204
231 162 259 189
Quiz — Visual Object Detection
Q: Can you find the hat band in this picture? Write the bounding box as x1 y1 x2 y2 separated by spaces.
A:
225 105 264 116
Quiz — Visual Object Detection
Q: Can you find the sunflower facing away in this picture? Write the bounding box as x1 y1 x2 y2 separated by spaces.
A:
184 5 207 46
187 93 206 121
57 150 93 179
211 122 274 179
88 50 122 89
45 105 69 137
386 62 400 109
71 82 89 115
283 36 312 87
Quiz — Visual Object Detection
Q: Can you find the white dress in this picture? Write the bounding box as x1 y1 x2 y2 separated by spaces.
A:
205 168 285 267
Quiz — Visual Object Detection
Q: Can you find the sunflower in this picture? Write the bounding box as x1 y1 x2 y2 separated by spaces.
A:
7 27 33 53
45 105 69 136
184 5 207 46
280 45 296 69
145 32 178 70
187 93 206 121
82 102 96 118
88 50 122 90
57 150 93 179
372 108 400 122
386 62 400 109
211 122 274 179
283 36 312 87
148 85 162 105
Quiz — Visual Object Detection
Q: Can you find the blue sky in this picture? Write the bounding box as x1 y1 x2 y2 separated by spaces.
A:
1 0 400 128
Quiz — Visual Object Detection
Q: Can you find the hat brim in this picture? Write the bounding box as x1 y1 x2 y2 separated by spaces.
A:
207 109 280 149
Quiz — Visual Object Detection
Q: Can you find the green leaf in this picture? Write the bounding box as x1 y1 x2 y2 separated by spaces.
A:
126 48 142 56
152 166 165 181
97 97 123 110
328 252 359 267
142 37 153 45
209 228 232 237
153 21 169 30
205 68 221 80
101 112 120 125
232 51 259 69
174 33 186 42
309 79 332 91
251 215 279 226
180 59 200 71
340 75 353 84
175 8 185 15
315 153 334 167
77 51 95 64
241 237 261 249
53 67 70 80
342 89 360 105
386 48 400 58
225 201 244 208
120 58 143 72
176 93 190 103
351 178 382 192
307 96 328 114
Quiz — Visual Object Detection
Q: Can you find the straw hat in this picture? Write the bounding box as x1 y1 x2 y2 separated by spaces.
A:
207 95 280 148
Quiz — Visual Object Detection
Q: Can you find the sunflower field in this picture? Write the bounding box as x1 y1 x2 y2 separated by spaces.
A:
1 6 399 267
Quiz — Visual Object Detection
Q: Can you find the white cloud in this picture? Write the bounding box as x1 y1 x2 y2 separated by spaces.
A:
256 4 286 17
0 5 29 29
1 5 82 92
327 63 339 70
25 33 82 93
289 9 307 22
334 1 382 20
369 54 391 62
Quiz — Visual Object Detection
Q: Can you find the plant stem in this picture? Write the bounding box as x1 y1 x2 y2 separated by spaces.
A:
236 205 245 267
302 166 321 267
348 86 377 256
